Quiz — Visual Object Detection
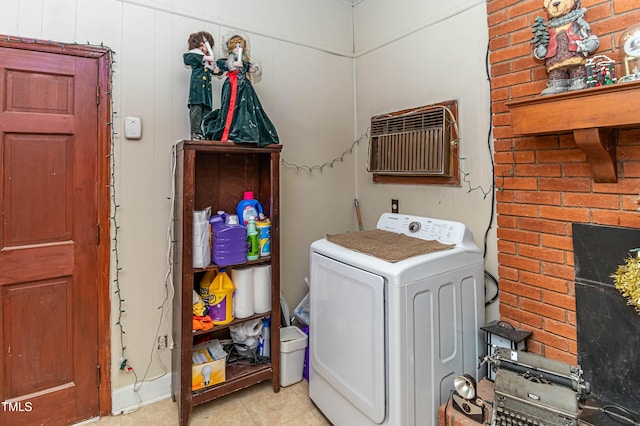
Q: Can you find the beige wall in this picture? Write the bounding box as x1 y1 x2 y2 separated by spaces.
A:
352 0 497 324
0 0 497 412
354 0 495 265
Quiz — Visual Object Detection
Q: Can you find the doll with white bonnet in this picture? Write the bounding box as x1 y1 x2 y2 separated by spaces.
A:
203 33 279 146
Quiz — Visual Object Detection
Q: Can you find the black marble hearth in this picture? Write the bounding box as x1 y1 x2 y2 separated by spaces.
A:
573 223 640 418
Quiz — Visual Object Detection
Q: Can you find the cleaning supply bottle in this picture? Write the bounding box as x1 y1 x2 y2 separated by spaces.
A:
236 191 263 226
212 214 247 266
246 217 259 261
255 215 272 257
260 317 271 357
208 269 235 325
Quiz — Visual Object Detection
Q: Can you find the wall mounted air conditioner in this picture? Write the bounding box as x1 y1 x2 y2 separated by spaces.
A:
367 100 458 178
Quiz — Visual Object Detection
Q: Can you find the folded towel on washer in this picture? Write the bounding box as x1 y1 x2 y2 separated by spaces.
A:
326 229 454 262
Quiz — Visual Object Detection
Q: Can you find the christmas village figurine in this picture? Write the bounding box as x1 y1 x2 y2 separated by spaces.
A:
202 33 279 146
585 55 617 87
184 31 222 140
531 0 600 95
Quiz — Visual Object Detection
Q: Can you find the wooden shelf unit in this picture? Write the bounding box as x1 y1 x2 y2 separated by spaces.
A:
171 140 282 426
507 80 640 183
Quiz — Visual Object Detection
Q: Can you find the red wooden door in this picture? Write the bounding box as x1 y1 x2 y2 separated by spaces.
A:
0 46 100 425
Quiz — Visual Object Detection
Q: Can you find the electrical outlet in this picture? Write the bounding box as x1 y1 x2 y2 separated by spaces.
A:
391 199 399 213
158 335 168 350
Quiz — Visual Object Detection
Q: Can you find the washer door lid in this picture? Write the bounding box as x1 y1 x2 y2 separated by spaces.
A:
310 252 386 423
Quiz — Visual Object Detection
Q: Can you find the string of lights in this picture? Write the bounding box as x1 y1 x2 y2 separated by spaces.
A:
495 137 523 191
280 130 369 172
459 160 492 199
104 42 170 409
104 48 129 371
279 117 491 202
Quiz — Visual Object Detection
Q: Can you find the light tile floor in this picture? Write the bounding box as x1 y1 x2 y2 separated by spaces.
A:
85 380 331 426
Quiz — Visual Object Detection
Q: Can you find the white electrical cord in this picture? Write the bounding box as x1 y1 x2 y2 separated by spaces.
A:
163 142 178 350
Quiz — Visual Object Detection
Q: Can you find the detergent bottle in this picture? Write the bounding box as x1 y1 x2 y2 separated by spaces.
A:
212 214 247 266
246 217 259 261
208 269 235 325
236 192 263 226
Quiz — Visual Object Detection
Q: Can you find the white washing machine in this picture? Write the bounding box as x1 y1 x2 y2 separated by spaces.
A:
309 213 485 426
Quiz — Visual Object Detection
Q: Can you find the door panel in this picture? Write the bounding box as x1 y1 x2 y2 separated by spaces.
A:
6 68 74 114
4 278 73 397
310 252 386 424
0 46 100 425
4 135 71 245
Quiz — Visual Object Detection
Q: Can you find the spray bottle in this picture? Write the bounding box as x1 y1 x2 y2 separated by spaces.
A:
259 317 271 357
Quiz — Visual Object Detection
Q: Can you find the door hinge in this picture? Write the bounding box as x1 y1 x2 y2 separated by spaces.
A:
96 223 100 245
96 85 100 105
97 364 101 386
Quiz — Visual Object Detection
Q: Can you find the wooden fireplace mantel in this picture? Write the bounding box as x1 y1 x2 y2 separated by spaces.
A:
506 80 640 183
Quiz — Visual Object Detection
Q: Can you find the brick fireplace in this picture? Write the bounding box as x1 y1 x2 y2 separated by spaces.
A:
572 223 640 414
486 0 640 378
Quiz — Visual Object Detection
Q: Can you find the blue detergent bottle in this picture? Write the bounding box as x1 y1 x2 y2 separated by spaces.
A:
236 192 263 226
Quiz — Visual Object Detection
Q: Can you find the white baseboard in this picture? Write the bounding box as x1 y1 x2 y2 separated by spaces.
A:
111 374 172 415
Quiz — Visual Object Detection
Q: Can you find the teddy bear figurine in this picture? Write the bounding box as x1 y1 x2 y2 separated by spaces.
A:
532 0 599 95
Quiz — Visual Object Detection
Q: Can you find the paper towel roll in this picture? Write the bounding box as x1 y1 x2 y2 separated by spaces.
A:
231 268 255 318
254 265 272 313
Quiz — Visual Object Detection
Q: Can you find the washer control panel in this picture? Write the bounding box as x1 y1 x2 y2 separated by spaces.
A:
376 213 466 245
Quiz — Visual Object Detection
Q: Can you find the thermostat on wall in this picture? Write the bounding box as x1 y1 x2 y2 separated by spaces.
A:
125 116 142 140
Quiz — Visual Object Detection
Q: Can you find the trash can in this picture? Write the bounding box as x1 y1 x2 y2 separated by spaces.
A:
280 326 308 387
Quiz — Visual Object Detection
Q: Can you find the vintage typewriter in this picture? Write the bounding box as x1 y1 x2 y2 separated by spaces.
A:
489 347 590 426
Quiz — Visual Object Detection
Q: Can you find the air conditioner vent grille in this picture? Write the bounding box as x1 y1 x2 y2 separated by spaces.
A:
368 104 455 176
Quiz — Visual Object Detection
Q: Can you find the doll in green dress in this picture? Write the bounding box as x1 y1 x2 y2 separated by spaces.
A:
183 31 222 140
202 34 279 146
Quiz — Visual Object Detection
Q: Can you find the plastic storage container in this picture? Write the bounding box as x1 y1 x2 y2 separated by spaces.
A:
280 326 308 387
236 192 263 226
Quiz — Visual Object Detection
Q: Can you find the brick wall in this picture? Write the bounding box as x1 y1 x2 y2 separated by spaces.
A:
486 0 640 364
